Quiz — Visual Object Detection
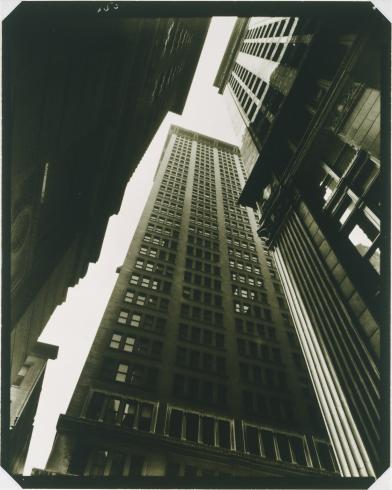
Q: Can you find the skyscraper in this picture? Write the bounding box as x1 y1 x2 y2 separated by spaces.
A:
215 11 387 477
44 126 337 479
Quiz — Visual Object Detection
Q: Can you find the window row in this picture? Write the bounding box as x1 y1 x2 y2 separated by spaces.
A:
176 347 226 375
183 286 222 307
242 390 293 421
241 40 285 63
180 303 223 326
189 218 218 231
129 273 171 294
245 18 293 42
237 339 282 364
190 211 218 225
124 289 169 311
226 237 256 251
101 358 158 388
79 448 145 477
232 63 267 101
186 245 220 263
232 285 267 303
188 233 219 251
134 257 174 277
155 195 185 206
240 362 286 389
185 259 221 277
166 407 233 449
229 259 262 275
85 392 156 432
146 223 179 238
148 214 181 228
178 323 224 349
183 271 221 291
117 310 165 334
151 205 182 219
139 245 176 263
188 225 218 239
173 374 227 406
109 332 162 358
235 318 277 340
234 300 272 321
143 234 178 250
243 423 336 472
228 247 259 262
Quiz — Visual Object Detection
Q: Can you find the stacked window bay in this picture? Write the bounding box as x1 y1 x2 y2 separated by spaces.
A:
45 126 337 478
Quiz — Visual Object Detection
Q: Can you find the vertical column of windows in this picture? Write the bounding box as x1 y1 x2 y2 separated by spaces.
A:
217 150 294 424
174 139 227 408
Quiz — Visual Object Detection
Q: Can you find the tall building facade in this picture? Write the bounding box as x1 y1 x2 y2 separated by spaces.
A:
214 16 316 176
216 12 387 477
4 2 209 473
44 126 337 479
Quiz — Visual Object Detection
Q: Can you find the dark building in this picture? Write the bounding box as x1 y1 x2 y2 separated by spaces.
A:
44 126 336 479
4 3 209 469
215 13 387 477
9 342 58 475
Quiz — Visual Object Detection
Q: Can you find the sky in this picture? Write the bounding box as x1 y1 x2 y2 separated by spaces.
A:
23 17 239 475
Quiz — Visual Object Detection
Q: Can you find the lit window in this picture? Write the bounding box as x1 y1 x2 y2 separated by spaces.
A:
136 294 146 306
130 274 139 285
125 291 134 303
130 313 141 328
115 364 128 383
118 311 128 324
124 336 136 352
145 262 154 272
110 333 122 349
141 278 150 288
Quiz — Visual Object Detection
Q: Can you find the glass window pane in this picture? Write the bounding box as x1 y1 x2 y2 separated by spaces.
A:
261 430 275 460
86 392 105 420
185 412 199 442
122 400 137 428
245 425 260 455
139 403 153 432
218 420 231 449
317 442 335 471
168 409 182 439
276 433 292 462
291 437 307 466
201 416 215 446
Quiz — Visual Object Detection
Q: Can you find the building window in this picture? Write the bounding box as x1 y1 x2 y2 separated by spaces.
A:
118 311 129 324
110 333 122 349
243 423 312 468
166 406 235 450
130 313 141 328
125 291 134 303
115 364 128 383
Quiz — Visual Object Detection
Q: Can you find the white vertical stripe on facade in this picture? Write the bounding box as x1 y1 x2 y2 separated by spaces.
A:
273 229 376 477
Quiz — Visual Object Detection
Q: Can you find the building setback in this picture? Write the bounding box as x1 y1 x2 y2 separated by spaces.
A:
44 126 337 478
215 12 387 477
5 2 209 473
9 342 58 475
